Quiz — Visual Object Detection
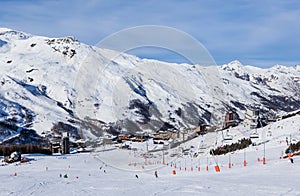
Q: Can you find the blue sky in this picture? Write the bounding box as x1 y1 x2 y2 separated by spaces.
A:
0 0 299 67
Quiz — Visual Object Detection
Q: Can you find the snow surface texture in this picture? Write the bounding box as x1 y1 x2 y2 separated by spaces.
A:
0 28 300 141
1 115 300 195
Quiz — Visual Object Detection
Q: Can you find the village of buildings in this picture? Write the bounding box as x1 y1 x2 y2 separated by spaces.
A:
2 105 299 166
47 107 284 156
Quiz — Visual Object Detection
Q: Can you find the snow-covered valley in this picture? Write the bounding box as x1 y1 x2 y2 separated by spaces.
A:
1 150 299 196
1 114 300 195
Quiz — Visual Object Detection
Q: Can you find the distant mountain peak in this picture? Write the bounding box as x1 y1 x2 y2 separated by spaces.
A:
229 60 243 66
221 60 245 73
0 27 13 33
0 28 31 41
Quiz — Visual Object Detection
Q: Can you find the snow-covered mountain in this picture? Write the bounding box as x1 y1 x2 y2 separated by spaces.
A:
0 28 300 143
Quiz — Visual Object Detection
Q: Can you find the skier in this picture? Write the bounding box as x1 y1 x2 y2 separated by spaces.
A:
135 174 139 179
154 170 158 178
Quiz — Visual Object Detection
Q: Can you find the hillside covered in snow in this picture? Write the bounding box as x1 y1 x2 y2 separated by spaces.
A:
0 27 300 144
0 113 300 195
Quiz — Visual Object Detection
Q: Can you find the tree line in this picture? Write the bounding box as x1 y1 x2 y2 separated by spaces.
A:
210 138 252 155
0 144 52 156
285 141 300 154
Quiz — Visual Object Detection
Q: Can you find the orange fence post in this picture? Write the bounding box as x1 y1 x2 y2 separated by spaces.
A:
214 165 220 172
243 149 247 167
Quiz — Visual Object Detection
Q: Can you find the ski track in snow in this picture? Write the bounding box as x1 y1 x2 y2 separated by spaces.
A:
1 129 299 196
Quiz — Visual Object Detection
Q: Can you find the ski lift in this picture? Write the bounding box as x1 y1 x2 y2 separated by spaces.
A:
223 130 233 141
197 138 207 153
224 134 233 141
250 129 259 139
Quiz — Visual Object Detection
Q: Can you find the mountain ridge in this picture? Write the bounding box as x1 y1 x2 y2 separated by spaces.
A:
0 28 300 144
